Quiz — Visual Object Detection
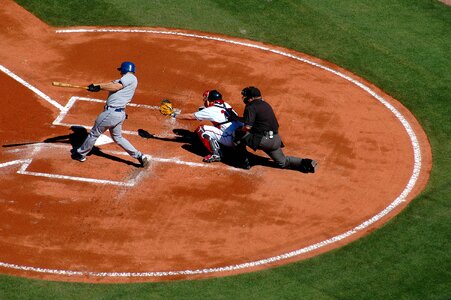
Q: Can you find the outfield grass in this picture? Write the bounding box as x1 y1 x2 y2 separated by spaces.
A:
3 0 451 299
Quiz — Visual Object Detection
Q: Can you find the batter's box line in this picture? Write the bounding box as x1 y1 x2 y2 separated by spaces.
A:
0 144 138 187
0 158 134 186
0 144 247 187
18 158 136 187
6 155 245 187
53 96 180 136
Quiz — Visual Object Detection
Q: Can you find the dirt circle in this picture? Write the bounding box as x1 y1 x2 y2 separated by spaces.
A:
0 1 431 283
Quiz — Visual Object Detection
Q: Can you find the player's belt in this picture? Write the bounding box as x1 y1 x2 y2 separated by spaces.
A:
105 105 125 112
263 131 277 138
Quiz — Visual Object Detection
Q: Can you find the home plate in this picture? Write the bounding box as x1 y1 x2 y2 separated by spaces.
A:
95 134 113 146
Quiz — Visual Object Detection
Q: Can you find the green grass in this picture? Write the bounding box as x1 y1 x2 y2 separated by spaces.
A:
4 0 451 299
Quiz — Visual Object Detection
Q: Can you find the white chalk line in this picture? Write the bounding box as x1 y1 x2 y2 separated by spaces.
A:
0 145 135 186
0 65 64 111
0 144 246 187
0 28 423 278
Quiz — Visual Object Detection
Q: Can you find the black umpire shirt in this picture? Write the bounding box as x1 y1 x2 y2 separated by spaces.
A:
243 99 279 150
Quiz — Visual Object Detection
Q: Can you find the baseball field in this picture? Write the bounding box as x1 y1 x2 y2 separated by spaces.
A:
0 0 449 299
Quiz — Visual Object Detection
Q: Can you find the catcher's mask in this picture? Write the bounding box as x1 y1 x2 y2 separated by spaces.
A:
241 86 261 104
117 61 136 74
203 89 223 107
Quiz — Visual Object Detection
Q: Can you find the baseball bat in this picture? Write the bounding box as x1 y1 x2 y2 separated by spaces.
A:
52 81 88 90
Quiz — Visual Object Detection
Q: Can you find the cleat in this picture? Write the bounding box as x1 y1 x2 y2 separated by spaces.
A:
236 158 251 170
203 154 221 163
71 152 86 162
138 155 149 167
298 158 317 173
304 159 317 173
310 160 318 173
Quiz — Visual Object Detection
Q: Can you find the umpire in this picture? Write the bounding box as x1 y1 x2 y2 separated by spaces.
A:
234 86 317 173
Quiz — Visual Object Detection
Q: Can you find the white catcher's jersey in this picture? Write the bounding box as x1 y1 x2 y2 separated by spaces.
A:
194 102 242 134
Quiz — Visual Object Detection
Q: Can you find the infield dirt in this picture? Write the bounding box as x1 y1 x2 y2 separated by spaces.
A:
0 0 431 283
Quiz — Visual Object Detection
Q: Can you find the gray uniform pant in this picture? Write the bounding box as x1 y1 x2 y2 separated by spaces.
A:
259 133 303 169
77 109 141 158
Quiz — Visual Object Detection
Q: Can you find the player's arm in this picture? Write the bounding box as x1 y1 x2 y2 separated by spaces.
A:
87 80 123 92
98 81 123 92
237 107 253 131
174 112 197 120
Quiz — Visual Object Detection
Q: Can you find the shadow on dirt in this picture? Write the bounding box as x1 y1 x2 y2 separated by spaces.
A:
138 128 288 170
3 126 141 167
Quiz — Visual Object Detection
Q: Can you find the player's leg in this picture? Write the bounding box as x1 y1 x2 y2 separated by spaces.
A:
109 118 148 167
109 114 141 158
261 134 316 172
74 111 109 160
233 141 251 169
196 125 222 163
259 134 291 168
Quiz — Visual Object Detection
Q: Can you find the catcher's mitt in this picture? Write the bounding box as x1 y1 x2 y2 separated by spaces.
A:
159 99 175 116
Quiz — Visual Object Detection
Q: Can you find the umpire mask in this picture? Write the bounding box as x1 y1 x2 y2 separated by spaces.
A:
241 86 261 104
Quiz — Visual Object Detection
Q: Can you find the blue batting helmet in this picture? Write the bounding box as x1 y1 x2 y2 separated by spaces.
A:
117 61 136 74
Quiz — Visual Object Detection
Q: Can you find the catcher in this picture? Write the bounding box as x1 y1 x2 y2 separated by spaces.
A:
159 90 242 163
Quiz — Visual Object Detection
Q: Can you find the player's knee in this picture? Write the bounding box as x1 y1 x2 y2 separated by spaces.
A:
196 126 214 153
195 126 205 138
111 135 123 144
89 127 104 138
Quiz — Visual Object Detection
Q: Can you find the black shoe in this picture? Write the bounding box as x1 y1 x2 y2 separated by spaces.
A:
71 151 86 162
310 160 318 173
70 149 86 162
302 159 317 173
138 155 149 167
236 158 251 170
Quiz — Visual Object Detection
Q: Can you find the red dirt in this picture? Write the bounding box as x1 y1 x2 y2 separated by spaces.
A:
0 0 432 283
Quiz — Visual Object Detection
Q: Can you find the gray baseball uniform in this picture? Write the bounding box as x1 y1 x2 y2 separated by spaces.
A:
76 73 143 159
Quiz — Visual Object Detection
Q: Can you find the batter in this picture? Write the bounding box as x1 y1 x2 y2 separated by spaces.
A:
71 61 148 167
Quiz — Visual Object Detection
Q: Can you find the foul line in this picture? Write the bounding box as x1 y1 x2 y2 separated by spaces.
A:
0 65 64 111
0 28 423 278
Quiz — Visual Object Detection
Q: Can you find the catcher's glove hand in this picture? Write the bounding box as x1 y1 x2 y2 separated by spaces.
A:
159 99 176 117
